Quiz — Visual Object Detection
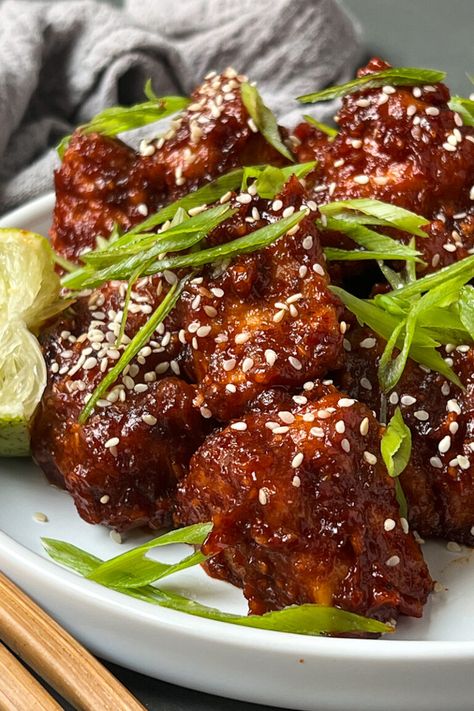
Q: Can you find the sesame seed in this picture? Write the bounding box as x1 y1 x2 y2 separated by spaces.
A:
341 438 351 452
443 142 456 152
142 413 157 426
412 87 422 98
279 411 295 424
235 332 250 344
407 104 417 116
414 410 429 421
282 206 295 219
353 175 369 185
264 349 277 367
400 395 416 406
359 417 369 436
236 193 252 204
226 383 237 393
377 93 389 106
288 356 302 371
447 399 461 414
389 392 399 405
83 356 98 370
299 265 308 278
338 398 355 408
425 106 440 116
355 98 370 108
197 325 212 338
273 309 286 323
100 495 110 504
200 406 212 419
134 384 148 394
443 243 457 252
447 541 462 553
231 421 247 431
364 451 377 465
105 437 120 449
310 427 324 438
449 421 459 435
302 412 315 422
438 435 452 454
335 420 345 434
292 452 304 468
312 263 325 276
400 517 409 534
137 203 149 216
223 358 237 372
430 456 443 469
360 377 372 391
317 409 331 419
457 455 470 470
273 426 290 434
292 475 301 488
272 199 283 211
360 337 376 349
242 357 254 373
258 488 268 505
302 236 313 250
386 555 400 567
110 530 122 544
384 518 396 532
33 512 48 523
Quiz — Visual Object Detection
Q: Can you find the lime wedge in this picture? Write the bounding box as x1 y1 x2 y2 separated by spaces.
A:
0 228 62 333
0 321 47 456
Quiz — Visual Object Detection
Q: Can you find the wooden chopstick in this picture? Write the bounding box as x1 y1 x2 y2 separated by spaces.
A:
0 572 147 711
0 641 62 711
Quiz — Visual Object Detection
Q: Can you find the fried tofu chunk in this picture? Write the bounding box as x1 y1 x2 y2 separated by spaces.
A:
52 69 286 261
176 383 432 623
294 58 474 277
337 324 474 545
178 177 344 420
31 278 210 531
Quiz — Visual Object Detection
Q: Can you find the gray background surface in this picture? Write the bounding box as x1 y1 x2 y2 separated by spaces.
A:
55 0 474 708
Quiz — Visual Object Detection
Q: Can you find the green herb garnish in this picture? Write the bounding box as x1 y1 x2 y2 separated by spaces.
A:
448 96 474 126
240 83 294 161
78 275 188 423
321 218 423 263
381 408 411 518
319 199 429 238
297 67 446 103
42 529 392 637
331 253 474 392
303 115 338 138
57 80 189 158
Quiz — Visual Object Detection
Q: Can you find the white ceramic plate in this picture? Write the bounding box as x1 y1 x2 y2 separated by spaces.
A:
1 195 474 711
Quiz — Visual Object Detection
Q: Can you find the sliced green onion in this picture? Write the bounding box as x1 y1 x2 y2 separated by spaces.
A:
303 114 338 138
448 96 474 126
42 537 393 637
57 94 189 158
240 83 294 161
297 67 446 103
78 276 188 423
319 199 429 237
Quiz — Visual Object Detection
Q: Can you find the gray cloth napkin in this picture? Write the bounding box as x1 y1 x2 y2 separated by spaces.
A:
0 0 361 215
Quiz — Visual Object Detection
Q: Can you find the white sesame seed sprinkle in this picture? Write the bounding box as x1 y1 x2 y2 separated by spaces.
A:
360 337 376 349
100 495 110 504
400 395 416 406
231 421 247 431
310 427 324 438
338 398 355 408
438 435 451 454
292 475 301 488
353 174 369 185
384 518 396 532
447 541 462 553
33 512 48 523
273 426 290 434
288 356 302 371
386 555 400 567
242 357 254 373
282 206 295 218
414 410 429 421
105 437 120 449
279 411 295 424
335 420 345 434
292 452 304 468
341 438 351 453
364 451 377 465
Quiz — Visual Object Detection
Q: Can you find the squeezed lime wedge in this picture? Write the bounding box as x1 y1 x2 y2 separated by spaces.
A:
0 321 47 456
0 228 62 333
0 228 63 456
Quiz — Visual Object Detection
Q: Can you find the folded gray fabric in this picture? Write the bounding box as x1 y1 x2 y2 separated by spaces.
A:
0 0 361 215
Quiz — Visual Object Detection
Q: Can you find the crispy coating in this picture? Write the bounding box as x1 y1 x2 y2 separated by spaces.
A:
176 383 432 623
294 58 474 279
31 278 210 531
178 177 344 420
336 323 474 545
52 69 286 261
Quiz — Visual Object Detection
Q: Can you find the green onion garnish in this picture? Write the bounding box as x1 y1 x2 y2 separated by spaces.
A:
297 67 446 104
42 527 392 637
240 83 294 161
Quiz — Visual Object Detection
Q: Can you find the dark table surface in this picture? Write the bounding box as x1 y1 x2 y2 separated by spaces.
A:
57 1 473 708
